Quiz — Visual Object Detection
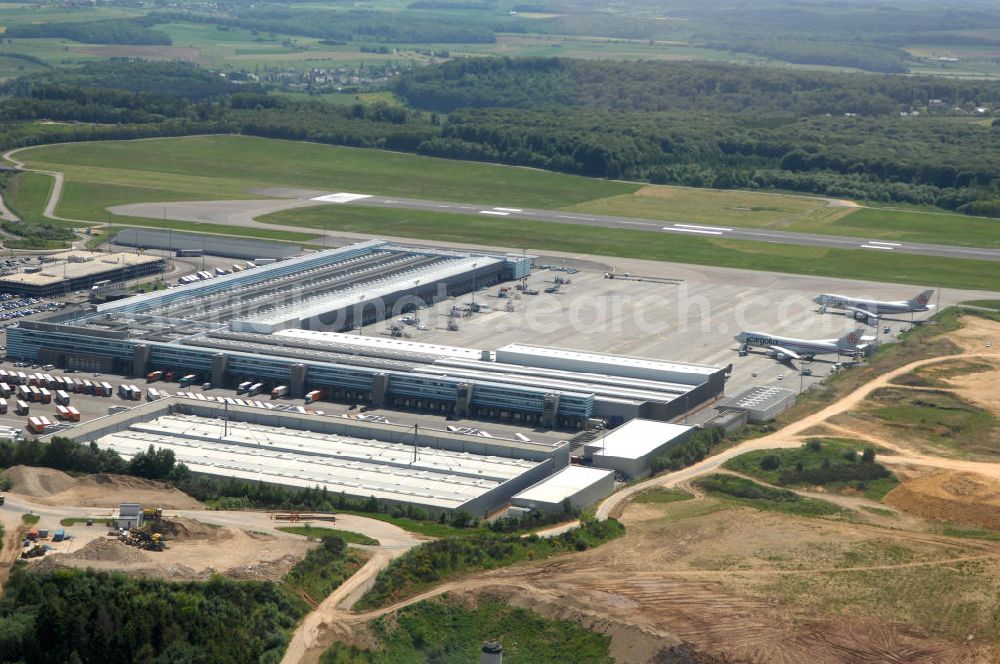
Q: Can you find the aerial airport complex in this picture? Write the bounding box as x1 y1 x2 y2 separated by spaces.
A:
4 237 882 516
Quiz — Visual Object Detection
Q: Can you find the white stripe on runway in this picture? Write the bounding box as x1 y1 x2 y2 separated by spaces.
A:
860 244 894 250
674 223 733 232
866 241 901 246
493 207 523 213
662 227 723 235
310 192 372 203
557 215 593 220
479 210 510 216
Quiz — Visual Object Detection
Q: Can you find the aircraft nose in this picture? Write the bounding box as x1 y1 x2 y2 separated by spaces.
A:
812 295 824 305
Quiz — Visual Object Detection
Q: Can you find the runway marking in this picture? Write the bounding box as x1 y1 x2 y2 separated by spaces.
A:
866 241 901 247
662 227 724 235
860 244 894 250
310 193 372 204
493 207 523 213
557 214 593 220
479 210 510 216
674 223 734 232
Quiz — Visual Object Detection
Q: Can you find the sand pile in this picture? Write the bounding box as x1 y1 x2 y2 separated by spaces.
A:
885 471 1000 530
2 466 76 497
46 473 201 509
34 538 151 570
156 517 230 542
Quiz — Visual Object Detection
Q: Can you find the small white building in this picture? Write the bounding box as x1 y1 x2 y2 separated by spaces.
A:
585 419 694 479
511 466 615 515
115 503 143 530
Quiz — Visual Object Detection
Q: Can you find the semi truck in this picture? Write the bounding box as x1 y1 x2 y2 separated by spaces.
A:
147 370 163 382
179 374 197 388
247 382 264 397
271 385 289 399
304 390 323 404
236 381 252 394
100 382 114 397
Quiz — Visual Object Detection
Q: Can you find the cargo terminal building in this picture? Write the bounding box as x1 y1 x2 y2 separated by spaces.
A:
7 240 726 429
67 398 569 516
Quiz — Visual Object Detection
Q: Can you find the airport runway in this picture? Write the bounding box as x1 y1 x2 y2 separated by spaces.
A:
110 191 1000 262
348 194 1000 262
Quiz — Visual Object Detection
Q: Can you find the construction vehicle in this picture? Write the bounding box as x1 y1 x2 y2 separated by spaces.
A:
21 544 46 559
120 528 164 552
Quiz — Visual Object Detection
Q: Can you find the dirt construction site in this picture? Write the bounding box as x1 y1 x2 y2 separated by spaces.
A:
0 311 996 664
277 310 1000 664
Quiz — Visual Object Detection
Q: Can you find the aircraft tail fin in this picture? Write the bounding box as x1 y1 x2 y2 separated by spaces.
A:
911 289 934 307
838 328 865 348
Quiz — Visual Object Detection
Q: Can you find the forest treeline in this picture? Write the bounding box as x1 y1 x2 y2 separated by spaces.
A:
0 567 305 663
3 59 1000 212
4 17 171 45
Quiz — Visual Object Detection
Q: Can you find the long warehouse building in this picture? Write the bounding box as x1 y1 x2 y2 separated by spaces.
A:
7 240 726 429
67 398 568 515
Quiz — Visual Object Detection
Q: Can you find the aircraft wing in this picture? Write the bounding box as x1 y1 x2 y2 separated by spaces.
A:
769 345 801 360
845 305 877 318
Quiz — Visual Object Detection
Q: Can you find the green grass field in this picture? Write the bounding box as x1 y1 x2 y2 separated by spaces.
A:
693 475 846 518
12 135 1000 289
277 525 379 546
2 171 53 225
632 487 694 504
723 438 899 501
862 388 999 458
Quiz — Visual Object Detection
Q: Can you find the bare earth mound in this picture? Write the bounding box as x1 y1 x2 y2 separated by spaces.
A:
34 538 151 569
46 473 202 509
885 470 1000 529
1 465 77 497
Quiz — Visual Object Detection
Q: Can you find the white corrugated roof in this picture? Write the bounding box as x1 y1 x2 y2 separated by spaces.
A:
513 466 613 504
95 413 540 509
497 343 720 376
274 328 483 361
590 419 693 460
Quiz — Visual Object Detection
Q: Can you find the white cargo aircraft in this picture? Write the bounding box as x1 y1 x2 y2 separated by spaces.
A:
814 289 933 322
734 328 865 363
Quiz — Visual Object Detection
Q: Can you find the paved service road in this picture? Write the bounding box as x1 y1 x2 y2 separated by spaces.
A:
352 195 1000 262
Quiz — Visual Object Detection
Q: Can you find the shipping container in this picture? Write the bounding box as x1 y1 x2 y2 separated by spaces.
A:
118 384 129 399
83 380 95 395
66 407 80 422
54 390 70 406
53 529 65 542
55 405 71 420
74 379 86 394
26 528 38 541
39 388 51 404
129 385 142 401
0 398 7 415
36 374 47 387
0 383 10 398
27 374 37 387
27 417 45 433
236 381 252 394
28 386 41 402
100 382 113 397
147 388 160 401
271 385 288 399
15 400 29 416
304 389 323 404
15 372 27 385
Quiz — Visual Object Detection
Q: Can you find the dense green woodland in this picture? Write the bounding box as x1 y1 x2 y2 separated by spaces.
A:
2 59 1000 211
0 567 305 663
